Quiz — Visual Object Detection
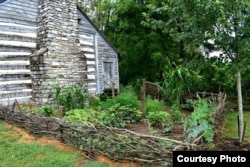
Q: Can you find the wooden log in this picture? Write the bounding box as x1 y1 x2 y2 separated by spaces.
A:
84 53 95 59
0 70 31 75
79 34 93 40
0 31 36 38
0 61 30 65
80 47 94 53
86 60 95 65
0 80 32 85
0 40 36 48
0 89 32 95
87 74 95 80
79 40 93 46
87 67 95 72
0 52 31 56
0 22 36 30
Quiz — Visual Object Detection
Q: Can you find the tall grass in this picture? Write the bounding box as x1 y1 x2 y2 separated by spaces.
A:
223 111 250 142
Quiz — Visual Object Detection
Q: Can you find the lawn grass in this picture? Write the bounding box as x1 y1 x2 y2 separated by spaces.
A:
0 120 108 167
223 111 250 142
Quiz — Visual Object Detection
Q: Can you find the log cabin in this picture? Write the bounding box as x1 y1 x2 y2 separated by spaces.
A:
0 0 120 105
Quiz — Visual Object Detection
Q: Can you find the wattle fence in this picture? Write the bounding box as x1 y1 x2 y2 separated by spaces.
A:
0 92 226 166
0 105 181 166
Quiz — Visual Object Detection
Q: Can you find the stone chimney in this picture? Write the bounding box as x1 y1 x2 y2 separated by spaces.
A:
31 0 86 104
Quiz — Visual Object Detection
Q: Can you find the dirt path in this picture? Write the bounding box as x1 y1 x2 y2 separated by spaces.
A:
3 121 140 167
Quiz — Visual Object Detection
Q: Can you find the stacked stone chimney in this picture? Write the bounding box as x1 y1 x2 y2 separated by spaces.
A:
31 0 86 104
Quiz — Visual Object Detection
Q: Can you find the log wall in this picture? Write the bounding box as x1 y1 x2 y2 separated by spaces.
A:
0 0 38 105
0 0 120 106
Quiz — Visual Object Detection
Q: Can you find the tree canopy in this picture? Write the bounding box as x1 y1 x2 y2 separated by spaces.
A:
78 0 250 99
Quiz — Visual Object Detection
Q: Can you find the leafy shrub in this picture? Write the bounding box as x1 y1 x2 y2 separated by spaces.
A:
99 93 110 101
95 91 140 110
98 98 117 110
146 110 171 128
89 96 101 109
29 105 53 117
185 99 216 143
63 108 96 125
42 105 53 117
171 104 184 123
145 97 165 114
180 99 196 111
172 109 184 123
54 83 88 112
97 104 142 128
114 92 140 109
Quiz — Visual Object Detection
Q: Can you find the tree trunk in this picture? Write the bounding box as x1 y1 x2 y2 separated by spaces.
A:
237 71 244 144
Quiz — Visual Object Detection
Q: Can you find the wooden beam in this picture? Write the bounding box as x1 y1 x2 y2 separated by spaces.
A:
80 47 94 53
0 89 32 95
87 75 95 80
0 52 31 56
85 53 95 59
0 70 31 75
0 80 32 86
0 61 30 65
87 67 95 72
80 40 93 46
0 22 37 30
0 31 37 38
86 61 95 65
79 34 93 40
0 40 36 48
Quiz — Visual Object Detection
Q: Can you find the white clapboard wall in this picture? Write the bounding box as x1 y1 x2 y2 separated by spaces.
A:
0 0 38 105
77 8 120 95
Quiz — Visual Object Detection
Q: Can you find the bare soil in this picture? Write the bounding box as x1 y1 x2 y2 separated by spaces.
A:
215 139 250 151
126 109 250 152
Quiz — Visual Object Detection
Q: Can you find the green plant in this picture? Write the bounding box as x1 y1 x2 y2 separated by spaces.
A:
146 110 171 128
42 105 53 117
162 61 199 106
97 104 142 128
115 92 140 109
145 97 165 114
89 96 101 108
97 91 140 110
185 98 216 144
180 99 195 111
171 104 184 123
63 108 96 125
98 98 117 110
54 82 88 112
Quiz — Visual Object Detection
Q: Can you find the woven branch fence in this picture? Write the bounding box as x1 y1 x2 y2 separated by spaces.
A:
0 92 226 166
0 106 196 166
